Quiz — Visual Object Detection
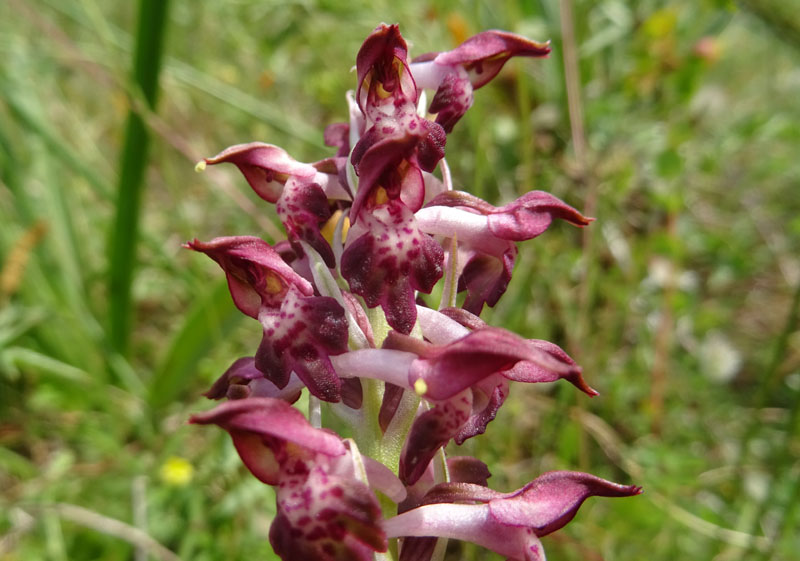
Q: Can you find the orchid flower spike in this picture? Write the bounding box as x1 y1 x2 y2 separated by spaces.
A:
188 23 640 561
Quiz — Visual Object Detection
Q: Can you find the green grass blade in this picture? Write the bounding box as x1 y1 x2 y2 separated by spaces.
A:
148 279 243 410
2 347 92 383
108 0 170 355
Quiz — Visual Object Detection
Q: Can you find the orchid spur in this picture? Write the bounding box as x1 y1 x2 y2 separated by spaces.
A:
189 23 641 561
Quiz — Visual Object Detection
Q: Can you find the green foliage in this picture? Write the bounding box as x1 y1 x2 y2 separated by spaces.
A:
1 0 798 560
108 0 171 356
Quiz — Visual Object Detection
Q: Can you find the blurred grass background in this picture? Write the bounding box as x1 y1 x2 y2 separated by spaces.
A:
1 0 799 560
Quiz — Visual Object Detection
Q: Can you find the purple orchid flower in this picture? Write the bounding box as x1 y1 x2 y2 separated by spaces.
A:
190 398 396 561
255 286 349 401
203 356 305 402
188 23 640 561
185 236 313 319
202 142 351 203
411 30 551 132
186 236 349 401
417 190 593 313
342 199 444 334
380 325 594 484
201 144 350 266
385 471 642 561
350 24 445 218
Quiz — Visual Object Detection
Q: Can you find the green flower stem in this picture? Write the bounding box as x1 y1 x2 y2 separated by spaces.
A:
109 0 170 355
358 377 387 460
357 307 391 457
380 390 420 474
367 305 392 348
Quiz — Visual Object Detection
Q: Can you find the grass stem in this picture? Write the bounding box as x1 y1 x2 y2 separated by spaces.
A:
108 0 170 355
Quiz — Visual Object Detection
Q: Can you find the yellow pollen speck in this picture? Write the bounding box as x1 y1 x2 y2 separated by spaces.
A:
264 272 283 294
374 187 389 206
194 160 207 172
160 456 194 486
414 378 428 396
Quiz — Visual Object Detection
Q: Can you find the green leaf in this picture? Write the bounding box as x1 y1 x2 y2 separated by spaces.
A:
1 347 92 383
108 0 171 355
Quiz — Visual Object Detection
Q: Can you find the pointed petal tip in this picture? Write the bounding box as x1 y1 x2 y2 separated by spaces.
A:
609 482 644 497
540 39 553 55
571 369 599 397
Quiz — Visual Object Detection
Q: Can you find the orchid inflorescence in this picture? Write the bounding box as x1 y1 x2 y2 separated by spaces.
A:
188 23 640 561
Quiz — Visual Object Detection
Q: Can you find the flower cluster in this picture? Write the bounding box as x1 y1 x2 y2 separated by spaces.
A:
189 24 640 561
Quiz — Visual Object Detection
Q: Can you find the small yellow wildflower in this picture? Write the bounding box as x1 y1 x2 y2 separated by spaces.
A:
160 456 194 486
